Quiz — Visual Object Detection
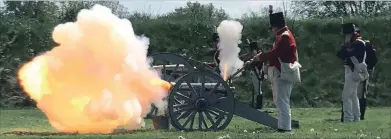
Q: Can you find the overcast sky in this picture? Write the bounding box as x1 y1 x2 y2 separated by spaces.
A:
0 0 289 18
120 0 287 18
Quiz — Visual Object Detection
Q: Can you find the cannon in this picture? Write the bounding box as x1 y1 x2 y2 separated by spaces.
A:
146 52 300 131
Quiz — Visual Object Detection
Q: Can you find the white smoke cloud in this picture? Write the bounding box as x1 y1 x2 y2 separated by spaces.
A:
216 20 244 78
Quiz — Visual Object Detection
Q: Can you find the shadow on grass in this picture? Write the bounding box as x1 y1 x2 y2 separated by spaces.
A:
2 128 179 136
323 118 341 123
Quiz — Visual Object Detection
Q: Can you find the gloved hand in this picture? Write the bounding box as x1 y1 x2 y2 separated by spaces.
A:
203 62 216 67
244 59 255 69
253 52 262 62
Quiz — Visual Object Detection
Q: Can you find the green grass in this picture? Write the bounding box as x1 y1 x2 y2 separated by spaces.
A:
0 108 390 139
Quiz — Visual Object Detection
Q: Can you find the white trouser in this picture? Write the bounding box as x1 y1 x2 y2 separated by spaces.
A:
268 66 293 130
342 66 361 122
250 68 263 95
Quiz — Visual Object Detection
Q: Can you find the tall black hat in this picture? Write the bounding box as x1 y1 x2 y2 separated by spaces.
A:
342 23 360 34
269 5 285 28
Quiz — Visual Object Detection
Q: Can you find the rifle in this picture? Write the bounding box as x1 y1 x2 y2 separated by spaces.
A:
369 34 376 48
339 17 345 122
359 33 377 121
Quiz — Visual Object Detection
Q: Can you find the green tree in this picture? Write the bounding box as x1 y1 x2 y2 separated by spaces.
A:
1 1 60 107
58 1 130 22
133 1 230 60
293 1 391 19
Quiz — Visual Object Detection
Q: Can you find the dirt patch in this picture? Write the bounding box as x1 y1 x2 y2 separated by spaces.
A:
3 131 79 136
2 129 172 136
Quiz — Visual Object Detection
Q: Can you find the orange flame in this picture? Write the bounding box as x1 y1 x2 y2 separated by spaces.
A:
151 78 172 91
223 63 228 81
17 5 170 134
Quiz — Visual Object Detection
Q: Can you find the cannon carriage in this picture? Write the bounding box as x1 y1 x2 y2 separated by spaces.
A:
146 52 300 131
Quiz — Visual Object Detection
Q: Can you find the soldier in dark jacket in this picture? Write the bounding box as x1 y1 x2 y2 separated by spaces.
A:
339 25 378 122
203 32 221 73
337 23 367 122
355 28 378 121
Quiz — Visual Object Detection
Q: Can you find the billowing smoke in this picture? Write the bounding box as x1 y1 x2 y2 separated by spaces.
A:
17 5 171 133
216 20 244 79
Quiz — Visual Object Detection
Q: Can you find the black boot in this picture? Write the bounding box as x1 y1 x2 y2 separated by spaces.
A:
359 98 367 120
340 102 344 122
277 129 291 133
255 94 263 109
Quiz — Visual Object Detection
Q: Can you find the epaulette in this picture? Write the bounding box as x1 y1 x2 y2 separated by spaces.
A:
354 39 366 45
282 31 289 36
363 40 372 46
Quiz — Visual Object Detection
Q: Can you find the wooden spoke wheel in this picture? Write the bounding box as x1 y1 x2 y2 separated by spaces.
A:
168 71 234 131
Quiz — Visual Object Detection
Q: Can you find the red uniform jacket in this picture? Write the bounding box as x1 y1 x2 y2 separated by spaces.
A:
256 26 297 71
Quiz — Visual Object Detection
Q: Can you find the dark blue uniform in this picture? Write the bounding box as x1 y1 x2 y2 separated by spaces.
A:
337 40 367 71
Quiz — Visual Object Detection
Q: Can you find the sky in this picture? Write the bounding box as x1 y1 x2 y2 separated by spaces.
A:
120 0 288 18
0 0 290 18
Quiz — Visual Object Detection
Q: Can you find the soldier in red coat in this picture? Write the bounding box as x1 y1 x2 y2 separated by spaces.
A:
252 6 298 132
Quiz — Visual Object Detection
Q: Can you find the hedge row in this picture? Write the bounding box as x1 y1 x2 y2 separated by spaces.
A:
130 17 391 107
1 15 390 107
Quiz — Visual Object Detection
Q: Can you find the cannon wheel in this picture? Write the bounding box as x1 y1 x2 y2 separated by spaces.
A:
168 71 234 131
146 53 195 119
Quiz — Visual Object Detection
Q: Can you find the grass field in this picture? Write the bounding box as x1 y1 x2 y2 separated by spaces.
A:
0 107 390 139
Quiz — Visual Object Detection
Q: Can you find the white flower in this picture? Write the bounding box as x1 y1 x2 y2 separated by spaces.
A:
334 129 338 131
252 131 255 134
178 136 186 139
377 137 381 139
217 134 231 139
310 128 314 132
243 130 247 133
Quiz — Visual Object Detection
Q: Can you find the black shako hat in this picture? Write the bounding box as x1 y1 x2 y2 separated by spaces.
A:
269 12 286 28
342 23 360 34
268 5 286 29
